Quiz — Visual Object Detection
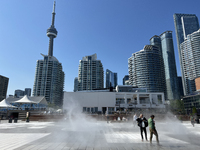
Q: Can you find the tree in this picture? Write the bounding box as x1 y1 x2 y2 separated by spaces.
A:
192 107 197 115
169 99 185 114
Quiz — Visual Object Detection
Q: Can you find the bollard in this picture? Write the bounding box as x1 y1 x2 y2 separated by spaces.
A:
8 118 12 123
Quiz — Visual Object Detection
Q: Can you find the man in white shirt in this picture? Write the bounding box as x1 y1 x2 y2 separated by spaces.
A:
136 114 148 141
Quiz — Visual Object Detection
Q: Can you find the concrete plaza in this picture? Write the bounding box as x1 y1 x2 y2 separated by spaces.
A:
0 119 200 150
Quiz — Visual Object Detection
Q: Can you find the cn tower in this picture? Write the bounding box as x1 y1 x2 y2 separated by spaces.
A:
47 1 57 57
33 0 65 107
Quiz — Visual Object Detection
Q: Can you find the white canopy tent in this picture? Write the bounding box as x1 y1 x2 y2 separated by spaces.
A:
0 99 17 108
15 95 38 104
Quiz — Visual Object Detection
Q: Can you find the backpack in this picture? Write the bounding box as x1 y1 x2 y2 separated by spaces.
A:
144 120 148 127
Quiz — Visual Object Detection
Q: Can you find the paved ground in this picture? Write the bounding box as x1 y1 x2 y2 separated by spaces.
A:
0 119 200 150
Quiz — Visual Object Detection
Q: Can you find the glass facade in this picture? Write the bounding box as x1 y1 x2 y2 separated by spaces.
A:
160 31 180 100
150 35 162 51
180 29 200 95
106 69 117 88
14 90 24 97
177 76 184 97
33 56 65 107
150 31 184 100
74 77 78 92
128 45 165 94
139 94 150 104
183 94 200 115
83 107 98 113
0 75 9 101
78 54 104 91
173 13 199 96
25 88 31 96
123 75 129 85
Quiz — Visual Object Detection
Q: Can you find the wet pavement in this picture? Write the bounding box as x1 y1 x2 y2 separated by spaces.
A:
0 120 200 150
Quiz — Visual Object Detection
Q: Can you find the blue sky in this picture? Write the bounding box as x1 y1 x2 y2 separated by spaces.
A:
1 0 200 95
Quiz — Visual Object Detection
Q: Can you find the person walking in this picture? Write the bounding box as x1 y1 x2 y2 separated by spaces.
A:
133 114 137 127
190 115 195 127
148 115 159 144
136 114 148 141
105 110 109 123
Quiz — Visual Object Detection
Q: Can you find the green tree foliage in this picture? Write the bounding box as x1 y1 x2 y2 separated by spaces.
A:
169 99 185 114
192 107 197 115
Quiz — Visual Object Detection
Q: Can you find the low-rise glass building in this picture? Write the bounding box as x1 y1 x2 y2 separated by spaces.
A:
183 93 200 115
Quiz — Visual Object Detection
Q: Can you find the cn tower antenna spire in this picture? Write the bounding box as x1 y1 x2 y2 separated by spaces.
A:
47 0 58 57
51 1 56 27
53 1 56 13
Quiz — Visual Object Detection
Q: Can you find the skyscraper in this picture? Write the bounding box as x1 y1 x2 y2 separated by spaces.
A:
105 69 117 88
150 31 180 100
14 89 24 98
149 35 162 51
128 45 165 93
25 88 31 96
123 75 129 85
174 13 199 95
33 1 65 107
177 76 184 97
0 75 9 101
78 54 104 91
180 29 200 95
74 77 78 92
160 31 180 100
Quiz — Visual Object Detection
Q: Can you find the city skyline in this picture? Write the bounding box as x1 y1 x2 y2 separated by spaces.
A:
1 0 200 95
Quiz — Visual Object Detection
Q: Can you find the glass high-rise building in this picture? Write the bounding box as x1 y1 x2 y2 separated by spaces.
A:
160 31 180 100
25 88 31 96
14 89 24 98
177 76 184 97
128 45 165 93
150 31 180 100
78 54 104 91
180 29 200 95
174 13 199 95
174 14 199 46
33 2 65 107
106 69 117 88
149 35 162 51
74 77 78 92
123 75 129 85
0 75 9 101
